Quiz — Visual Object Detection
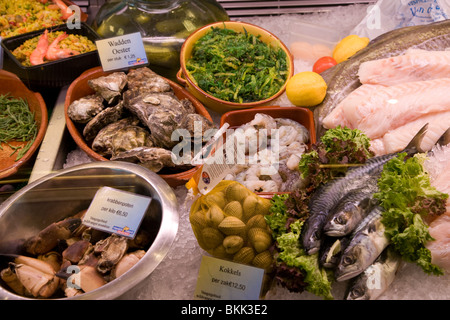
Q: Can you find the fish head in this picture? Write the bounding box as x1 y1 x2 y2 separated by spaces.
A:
345 276 371 300
335 243 368 281
302 229 322 255
323 211 351 237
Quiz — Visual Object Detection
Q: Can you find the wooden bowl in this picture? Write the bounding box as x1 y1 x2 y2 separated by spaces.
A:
65 66 214 187
177 21 294 114
0 70 48 180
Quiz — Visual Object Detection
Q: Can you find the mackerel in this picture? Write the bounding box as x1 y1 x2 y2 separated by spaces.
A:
345 246 402 300
335 206 389 282
301 124 427 255
314 20 450 138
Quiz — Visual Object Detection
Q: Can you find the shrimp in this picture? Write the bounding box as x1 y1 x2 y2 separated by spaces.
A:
45 32 80 61
53 0 75 20
30 29 49 66
242 180 279 193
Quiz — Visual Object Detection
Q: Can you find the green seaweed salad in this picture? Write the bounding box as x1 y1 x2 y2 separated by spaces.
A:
186 26 289 103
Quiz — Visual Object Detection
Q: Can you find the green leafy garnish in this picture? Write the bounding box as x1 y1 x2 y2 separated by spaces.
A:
186 26 289 103
298 126 374 189
0 94 37 161
375 153 448 275
266 194 333 300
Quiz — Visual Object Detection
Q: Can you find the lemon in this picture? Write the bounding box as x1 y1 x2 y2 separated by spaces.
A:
332 34 370 64
285 71 327 107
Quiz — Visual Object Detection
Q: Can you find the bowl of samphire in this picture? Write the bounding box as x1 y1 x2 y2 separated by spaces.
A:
177 21 294 114
0 161 178 300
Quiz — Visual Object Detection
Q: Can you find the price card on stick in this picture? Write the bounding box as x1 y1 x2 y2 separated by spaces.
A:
96 32 148 71
82 186 151 239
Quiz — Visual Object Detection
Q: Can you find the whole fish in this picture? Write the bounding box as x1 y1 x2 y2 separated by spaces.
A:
323 179 378 237
335 206 389 282
345 247 402 300
301 124 427 255
314 20 450 138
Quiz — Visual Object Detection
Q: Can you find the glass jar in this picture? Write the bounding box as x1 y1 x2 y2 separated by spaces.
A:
92 0 229 80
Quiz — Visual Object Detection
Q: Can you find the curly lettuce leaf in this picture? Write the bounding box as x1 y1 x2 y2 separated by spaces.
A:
375 153 447 275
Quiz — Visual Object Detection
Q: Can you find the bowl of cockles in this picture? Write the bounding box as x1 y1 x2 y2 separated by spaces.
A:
0 161 178 300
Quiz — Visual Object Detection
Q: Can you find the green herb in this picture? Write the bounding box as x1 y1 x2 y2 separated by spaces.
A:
186 26 289 103
266 193 333 299
0 94 37 161
298 126 374 190
374 153 447 275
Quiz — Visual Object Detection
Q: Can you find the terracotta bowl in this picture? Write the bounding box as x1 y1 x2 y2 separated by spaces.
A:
177 21 294 114
220 105 316 198
65 66 213 187
0 70 48 180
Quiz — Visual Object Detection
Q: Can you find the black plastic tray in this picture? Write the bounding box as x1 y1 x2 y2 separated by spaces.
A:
2 23 101 89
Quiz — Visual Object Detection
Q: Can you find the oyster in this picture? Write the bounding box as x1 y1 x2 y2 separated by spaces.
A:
92 117 141 156
82 101 125 141
110 146 176 172
88 72 128 104
127 67 172 93
67 94 104 124
146 110 180 149
179 113 216 142
111 125 154 155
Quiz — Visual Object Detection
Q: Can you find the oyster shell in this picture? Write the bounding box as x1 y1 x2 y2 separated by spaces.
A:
82 101 125 141
110 146 176 172
126 67 172 93
111 125 154 155
146 110 181 149
67 94 104 124
92 117 141 156
88 72 127 104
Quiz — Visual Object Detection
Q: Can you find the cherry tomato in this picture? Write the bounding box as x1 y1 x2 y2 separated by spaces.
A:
313 56 337 74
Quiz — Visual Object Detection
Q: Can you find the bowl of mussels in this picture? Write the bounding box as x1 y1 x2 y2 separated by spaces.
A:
0 161 179 300
65 66 216 187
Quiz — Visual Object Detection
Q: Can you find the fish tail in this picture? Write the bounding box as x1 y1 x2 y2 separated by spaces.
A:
403 123 428 155
436 127 450 147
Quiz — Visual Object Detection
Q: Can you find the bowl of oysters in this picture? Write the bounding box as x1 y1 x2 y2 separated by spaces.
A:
65 66 216 187
0 161 178 300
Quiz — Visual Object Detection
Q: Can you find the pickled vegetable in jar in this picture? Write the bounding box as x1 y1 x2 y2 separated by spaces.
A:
92 0 229 80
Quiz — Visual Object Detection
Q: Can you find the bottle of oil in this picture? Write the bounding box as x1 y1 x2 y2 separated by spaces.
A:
92 0 229 80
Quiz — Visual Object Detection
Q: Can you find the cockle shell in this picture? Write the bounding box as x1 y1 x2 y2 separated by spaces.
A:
232 247 255 265
189 210 207 230
242 194 259 222
208 245 233 260
223 201 243 220
248 227 272 253
224 182 250 203
202 192 226 210
218 216 246 235
205 205 225 228
223 235 244 254
252 250 273 270
245 214 268 232
201 227 224 250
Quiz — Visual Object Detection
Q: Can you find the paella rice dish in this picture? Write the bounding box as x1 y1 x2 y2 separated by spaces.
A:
0 0 71 38
12 30 97 66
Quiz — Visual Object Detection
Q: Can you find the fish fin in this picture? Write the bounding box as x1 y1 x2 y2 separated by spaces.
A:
403 123 428 154
436 127 450 147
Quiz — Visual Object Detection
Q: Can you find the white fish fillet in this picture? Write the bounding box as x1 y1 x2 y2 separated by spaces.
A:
325 78 450 139
369 111 450 156
358 49 450 86
424 144 450 273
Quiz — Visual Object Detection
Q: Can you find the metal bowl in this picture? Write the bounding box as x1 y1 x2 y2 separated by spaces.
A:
0 161 179 300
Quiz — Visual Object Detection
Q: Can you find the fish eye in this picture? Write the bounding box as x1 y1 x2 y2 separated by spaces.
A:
336 215 347 225
350 287 365 299
343 255 354 266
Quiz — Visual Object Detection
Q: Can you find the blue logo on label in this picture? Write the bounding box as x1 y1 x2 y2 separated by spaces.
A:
128 57 148 66
112 225 135 236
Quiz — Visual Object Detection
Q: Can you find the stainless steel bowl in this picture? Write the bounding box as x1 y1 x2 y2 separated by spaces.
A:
0 161 179 300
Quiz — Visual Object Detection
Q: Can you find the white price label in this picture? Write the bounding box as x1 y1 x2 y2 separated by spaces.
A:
82 186 151 239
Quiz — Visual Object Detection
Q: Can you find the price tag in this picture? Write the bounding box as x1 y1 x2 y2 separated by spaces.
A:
96 32 148 72
82 186 151 239
194 256 264 300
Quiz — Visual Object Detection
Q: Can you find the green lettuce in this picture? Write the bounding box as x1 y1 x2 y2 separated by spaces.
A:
375 153 448 275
